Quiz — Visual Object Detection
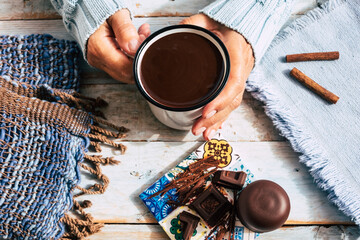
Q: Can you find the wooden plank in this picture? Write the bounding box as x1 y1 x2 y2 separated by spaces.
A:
0 18 184 40
87 224 360 239
79 84 282 141
75 142 351 224
261 226 360 239
0 19 73 40
0 0 316 20
0 0 60 20
88 224 168 240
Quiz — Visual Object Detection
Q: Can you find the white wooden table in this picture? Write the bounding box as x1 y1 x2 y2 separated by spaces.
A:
1 0 359 239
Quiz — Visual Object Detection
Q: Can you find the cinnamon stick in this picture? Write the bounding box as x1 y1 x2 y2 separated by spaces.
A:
286 51 339 62
290 67 339 104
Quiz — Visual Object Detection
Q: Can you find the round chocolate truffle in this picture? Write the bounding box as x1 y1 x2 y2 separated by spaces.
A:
236 180 290 233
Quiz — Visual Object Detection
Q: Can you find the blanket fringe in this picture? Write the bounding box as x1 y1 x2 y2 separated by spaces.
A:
90 125 126 138
94 116 129 133
60 117 126 239
84 154 119 165
54 92 128 239
247 0 360 226
50 89 109 118
61 120 126 240
87 133 127 153
72 92 109 108
60 213 103 240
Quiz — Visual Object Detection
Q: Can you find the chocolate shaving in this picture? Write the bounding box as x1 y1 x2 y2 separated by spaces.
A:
205 211 231 240
167 200 182 208
180 178 206 205
188 156 217 172
216 226 227 240
177 169 217 205
149 157 220 204
204 188 241 240
148 157 248 240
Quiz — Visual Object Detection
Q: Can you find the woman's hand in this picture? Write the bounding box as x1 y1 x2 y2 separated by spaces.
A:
180 14 255 140
87 9 151 83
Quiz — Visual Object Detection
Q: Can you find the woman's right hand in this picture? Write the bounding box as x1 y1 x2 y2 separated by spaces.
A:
87 9 151 83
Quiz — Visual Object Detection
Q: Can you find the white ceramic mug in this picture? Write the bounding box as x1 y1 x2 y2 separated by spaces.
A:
133 25 230 130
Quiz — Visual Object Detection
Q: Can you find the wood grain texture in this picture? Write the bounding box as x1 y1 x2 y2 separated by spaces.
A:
80 84 282 141
88 224 168 240
0 19 73 40
87 225 360 239
0 0 60 20
0 18 184 40
1 1 356 240
75 142 350 224
0 0 316 20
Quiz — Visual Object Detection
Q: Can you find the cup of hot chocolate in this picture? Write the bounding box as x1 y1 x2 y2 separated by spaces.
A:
133 25 230 130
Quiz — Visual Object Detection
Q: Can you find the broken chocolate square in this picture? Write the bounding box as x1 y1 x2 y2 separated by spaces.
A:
179 211 200 240
212 170 247 190
190 185 232 227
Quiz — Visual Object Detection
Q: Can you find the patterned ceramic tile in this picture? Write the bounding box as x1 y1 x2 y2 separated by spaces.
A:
140 133 257 239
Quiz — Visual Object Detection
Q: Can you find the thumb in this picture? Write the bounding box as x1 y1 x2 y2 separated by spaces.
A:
107 9 140 56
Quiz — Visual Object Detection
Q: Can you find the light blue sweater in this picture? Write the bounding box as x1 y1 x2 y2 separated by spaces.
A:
51 0 293 64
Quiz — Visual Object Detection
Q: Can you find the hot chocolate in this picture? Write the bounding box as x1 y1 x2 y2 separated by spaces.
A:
139 32 224 109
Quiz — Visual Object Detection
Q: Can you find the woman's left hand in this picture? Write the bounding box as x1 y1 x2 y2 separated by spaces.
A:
180 14 255 140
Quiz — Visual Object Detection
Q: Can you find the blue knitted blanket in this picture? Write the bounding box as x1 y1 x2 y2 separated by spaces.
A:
0 35 127 239
246 0 360 226
0 34 80 90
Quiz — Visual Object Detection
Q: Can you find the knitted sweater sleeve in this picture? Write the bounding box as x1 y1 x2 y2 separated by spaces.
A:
50 0 128 58
200 0 293 64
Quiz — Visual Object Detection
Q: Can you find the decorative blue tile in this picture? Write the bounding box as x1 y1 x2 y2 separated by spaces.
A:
140 176 178 222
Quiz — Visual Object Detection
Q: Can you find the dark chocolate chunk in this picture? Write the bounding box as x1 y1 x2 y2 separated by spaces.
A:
191 185 232 227
179 211 200 240
236 180 291 233
212 170 247 190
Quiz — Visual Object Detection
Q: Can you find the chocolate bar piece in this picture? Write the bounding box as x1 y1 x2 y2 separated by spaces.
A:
212 170 247 190
179 211 200 240
190 185 232 227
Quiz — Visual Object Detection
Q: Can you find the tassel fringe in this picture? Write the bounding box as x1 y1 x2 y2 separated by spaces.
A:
60 115 127 239
48 88 129 239
50 89 109 118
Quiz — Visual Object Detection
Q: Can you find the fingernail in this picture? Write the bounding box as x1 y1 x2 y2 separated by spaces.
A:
207 130 216 141
195 127 206 136
220 122 225 129
205 110 217 119
128 39 139 52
